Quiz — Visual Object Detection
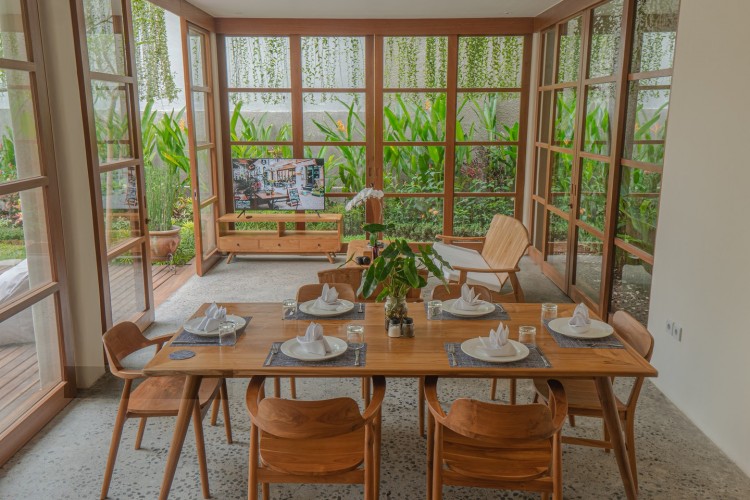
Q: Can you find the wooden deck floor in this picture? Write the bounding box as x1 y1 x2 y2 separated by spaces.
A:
0 260 195 425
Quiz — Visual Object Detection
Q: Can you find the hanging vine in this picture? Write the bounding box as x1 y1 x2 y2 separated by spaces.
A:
132 0 177 102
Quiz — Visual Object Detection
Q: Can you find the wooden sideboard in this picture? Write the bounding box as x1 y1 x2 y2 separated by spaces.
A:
216 213 343 263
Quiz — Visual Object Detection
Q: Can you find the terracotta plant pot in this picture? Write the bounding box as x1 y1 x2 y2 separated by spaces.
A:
149 225 181 261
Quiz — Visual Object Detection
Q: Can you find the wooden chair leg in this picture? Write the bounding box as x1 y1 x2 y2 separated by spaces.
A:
100 380 131 500
210 392 220 426
569 414 576 427
603 420 611 453
431 424 443 500
426 412 434 500
273 378 281 398
220 379 233 444
490 378 498 400
418 377 425 437
552 431 563 500
134 417 147 450
362 377 371 407
374 408 382 500
509 378 517 405
289 377 297 399
192 401 210 499
625 416 638 492
248 424 259 500
261 483 269 500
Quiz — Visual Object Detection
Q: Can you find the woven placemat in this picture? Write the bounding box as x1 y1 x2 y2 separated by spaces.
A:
443 342 551 368
544 320 624 349
425 302 510 321
286 303 366 321
263 342 367 367
170 316 252 347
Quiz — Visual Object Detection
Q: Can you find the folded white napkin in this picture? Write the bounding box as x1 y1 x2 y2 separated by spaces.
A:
453 283 483 311
569 303 592 328
197 302 226 332
313 283 340 311
296 322 332 356
479 322 516 356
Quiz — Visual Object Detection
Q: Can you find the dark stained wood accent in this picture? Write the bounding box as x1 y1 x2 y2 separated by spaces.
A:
515 34 533 222
442 35 458 235
215 18 535 36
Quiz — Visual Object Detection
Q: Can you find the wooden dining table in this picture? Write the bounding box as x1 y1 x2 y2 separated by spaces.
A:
144 302 656 499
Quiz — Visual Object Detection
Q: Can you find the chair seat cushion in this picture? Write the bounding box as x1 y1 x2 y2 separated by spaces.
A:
533 378 626 413
442 428 552 481
432 242 505 291
128 376 220 415
260 427 365 476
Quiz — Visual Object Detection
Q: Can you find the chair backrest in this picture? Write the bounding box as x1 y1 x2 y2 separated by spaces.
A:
102 321 150 378
317 267 425 302
297 283 356 303
425 377 567 444
430 283 493 302
611 310 654 361
480 214 531 270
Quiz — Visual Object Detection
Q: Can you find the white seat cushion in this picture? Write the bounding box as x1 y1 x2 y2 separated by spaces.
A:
432 242 504 292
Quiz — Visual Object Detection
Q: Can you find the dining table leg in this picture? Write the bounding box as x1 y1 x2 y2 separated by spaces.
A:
594 376 637 499
158 375 202 500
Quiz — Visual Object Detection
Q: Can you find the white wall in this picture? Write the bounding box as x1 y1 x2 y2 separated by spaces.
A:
39 0 105 388
649 0 750 476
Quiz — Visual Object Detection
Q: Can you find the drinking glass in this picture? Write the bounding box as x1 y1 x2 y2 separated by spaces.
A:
282 298 297 319
427 300 443 319
541 303 558 324
218 321 237 346
346 324 365 350
518 325 537 345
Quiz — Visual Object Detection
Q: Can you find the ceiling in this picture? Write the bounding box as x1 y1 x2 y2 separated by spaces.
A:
187 0 563 19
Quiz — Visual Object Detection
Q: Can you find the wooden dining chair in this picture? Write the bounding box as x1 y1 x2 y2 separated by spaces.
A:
425 376 567 500
245 375 386 500
317 267 425 302
100 322 232 500
415 284 516 440
532 310 654 491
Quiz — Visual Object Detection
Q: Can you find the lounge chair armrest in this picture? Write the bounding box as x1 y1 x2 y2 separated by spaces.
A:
362 376 387 423
436 234 486 244
453 265 521 274
114 368 145 380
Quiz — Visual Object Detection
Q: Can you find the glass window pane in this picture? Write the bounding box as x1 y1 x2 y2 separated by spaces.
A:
0 70 41 182
458 36 523 88
192 91 210 145
541 30 555 86
589 0 624 78
553 87 576 148
83 0 127 75
631 0 680 73
557 16 582 83
623 77 670 164
617 166 660 255
321 196 365 240
302 37 365 89
453 197 514 236
550 152 572 212
384 37 447 89
384 197 443 240
197 148 212 201
231 144 293 160
228 93 293 143
579 159 609 231
533 202 545 252
101 167 140 248
200 204 216 258
0 0 28 62
92 80 132 163
0 188 52 291
0 296 61 428
109 245 146 324
546 211 568 276
188 31 205 87
383 93 446 141
610 246 652 325
584 83 616 155
575 227 603 302
383 146 444 193
304 145 365 193
225 36 290 89
535 148 548 198
303 93 365 142
455 145 516 193
537 90 552 143
456 93 520 142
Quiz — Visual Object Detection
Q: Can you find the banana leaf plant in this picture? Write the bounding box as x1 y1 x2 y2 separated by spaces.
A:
358 222 452 301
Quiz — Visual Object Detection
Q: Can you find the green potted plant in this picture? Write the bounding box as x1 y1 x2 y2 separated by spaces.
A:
358 223 451 329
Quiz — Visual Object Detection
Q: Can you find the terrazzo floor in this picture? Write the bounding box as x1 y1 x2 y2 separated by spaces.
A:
1 255 749 499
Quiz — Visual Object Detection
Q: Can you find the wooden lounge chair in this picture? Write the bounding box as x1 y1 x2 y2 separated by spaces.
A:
433 214 530 303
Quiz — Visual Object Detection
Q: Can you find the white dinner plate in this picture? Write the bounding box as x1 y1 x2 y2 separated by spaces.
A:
183 314 247 337
280 336 348 361
460 338 529 363
548 317 614 339
298 299 355 317
442 298 496 317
